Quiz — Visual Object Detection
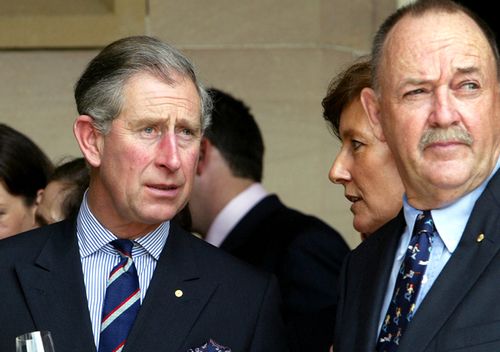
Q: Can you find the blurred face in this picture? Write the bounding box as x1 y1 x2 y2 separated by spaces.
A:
374 11 500 209
87 72 202 237
35 180 68 226
0 181 37 239
330 99 404 237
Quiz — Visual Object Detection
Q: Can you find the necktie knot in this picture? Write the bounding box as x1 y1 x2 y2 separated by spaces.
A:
111 239 134 258
413 210 434 237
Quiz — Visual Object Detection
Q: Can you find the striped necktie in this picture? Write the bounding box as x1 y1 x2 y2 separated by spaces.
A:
99 239 141 352
376 210 434 352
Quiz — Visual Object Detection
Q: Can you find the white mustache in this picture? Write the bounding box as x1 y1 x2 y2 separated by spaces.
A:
419 127 473 150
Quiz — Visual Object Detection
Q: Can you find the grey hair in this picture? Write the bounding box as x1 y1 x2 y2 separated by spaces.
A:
74 35 212 134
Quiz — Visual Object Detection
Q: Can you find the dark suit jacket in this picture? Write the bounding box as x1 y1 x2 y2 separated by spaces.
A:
220 194 350 352
0 220 289 352
334 169 500 352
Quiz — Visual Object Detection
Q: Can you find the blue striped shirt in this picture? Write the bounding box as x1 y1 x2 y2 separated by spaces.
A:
76 193 169 348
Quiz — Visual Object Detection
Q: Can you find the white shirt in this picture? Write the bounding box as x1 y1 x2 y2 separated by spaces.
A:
205 183 268 247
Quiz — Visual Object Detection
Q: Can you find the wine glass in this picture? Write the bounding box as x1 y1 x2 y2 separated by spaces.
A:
15 331 55 352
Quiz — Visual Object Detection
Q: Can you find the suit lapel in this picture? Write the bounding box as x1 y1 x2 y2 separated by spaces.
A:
399 171 500 352
15 220 96 352
125 224 217 352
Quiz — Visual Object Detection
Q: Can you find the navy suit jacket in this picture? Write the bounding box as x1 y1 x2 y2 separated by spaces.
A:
220 195 350 352
0 220 289 352
334 169 500 352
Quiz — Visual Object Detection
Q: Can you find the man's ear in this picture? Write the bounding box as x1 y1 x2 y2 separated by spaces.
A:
360 87 386 142
73 115 103 167
196 137 211 175
35 189 44 206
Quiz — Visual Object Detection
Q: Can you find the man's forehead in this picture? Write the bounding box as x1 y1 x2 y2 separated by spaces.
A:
122 73 201 110
381 11 495 82
385 11 491 55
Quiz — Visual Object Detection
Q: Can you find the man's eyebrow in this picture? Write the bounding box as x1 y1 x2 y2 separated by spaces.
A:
456 66 480 75
126 117 168 127
397 67 481 88
176 116 201 127
399 77 431 87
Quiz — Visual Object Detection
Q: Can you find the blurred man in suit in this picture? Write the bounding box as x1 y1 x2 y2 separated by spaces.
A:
189 87 350 351
0 36 288 352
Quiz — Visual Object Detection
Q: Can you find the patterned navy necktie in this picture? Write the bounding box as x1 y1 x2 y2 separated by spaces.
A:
99 239 141 352
376 210 434 352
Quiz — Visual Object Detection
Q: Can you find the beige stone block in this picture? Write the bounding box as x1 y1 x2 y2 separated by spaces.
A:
184 47 355 98
0 50 98 161
150 0 323 46
0 0 146 48
375 0 399 26
321 0 396 51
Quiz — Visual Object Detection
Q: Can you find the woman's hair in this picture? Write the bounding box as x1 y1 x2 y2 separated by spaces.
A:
322 56 372 139
0 123 53 205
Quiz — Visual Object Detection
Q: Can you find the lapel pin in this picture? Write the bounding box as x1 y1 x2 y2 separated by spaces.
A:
175 289 183 298
476 233 485 243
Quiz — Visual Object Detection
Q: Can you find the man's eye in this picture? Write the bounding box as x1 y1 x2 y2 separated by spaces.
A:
403 88 425 97
140 126 160 139
176 126 199 139
462 82 479 90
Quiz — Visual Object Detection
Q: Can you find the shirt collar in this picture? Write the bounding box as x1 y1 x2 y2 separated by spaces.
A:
402 157 500 257
77 191 169 260
205 183 268 247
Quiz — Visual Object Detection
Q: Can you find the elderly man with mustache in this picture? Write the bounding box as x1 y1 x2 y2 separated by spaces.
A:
333 0 500 351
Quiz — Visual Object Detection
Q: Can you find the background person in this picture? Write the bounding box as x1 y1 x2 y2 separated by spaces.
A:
322 57 404 240
334 1 500 351
35 156 89 226
189 87 350 351
0 123 53 239
0 36 288 352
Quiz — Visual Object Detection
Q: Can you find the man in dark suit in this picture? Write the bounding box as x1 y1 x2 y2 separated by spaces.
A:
189 88 350 351
0 36 288 352
334 1 500 351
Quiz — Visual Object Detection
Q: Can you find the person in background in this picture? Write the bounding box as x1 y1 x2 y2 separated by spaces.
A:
189 87 350 351
35 157 89 226
322 57 404 240
0 36 288 352
0 123 53 239
334 1 500 351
